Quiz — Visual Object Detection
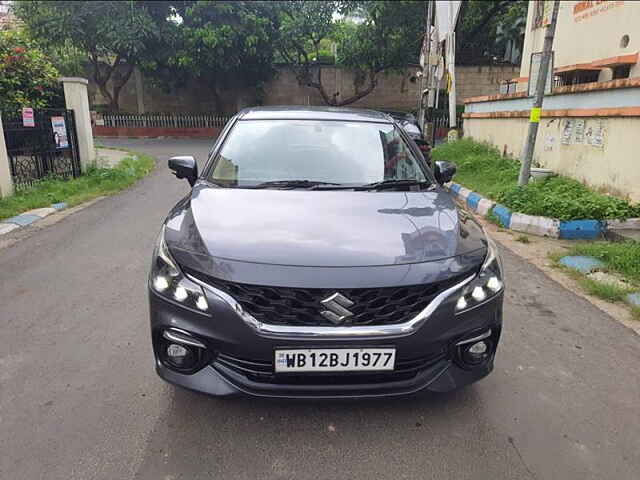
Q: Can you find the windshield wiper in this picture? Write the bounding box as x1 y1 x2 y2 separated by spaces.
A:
248 180 342 189
354 179 433 191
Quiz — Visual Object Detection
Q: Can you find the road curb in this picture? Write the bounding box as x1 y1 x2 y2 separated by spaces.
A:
0 202 68 236
447 182 638 240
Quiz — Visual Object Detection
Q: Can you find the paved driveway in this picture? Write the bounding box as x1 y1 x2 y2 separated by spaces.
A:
1 138 639 480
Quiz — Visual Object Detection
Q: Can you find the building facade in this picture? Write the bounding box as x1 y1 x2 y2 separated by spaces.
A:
463 0 640 202
0 1 16 30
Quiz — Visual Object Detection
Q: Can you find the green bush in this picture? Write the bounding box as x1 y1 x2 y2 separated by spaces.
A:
432 139 519 199
0 152 154 220
0 29 60 113
432 139 640 221
496 177 640 221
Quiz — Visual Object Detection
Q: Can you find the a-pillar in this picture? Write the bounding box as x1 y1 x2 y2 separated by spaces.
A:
60 77 96 171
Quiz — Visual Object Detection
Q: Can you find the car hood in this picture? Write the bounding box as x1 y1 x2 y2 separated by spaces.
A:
164 183 487 268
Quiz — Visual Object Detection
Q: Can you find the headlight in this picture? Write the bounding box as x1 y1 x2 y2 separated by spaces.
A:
455 236 503 314
150 226 209 312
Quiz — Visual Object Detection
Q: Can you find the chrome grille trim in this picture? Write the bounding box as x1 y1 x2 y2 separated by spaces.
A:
187 273 475 339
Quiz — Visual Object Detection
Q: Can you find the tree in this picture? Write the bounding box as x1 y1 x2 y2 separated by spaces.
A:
456 0 528 64
335 1 425 105
278 1 425 107
157 1 282 107
14 1 169 111
278 1 338 66
0 29 60 113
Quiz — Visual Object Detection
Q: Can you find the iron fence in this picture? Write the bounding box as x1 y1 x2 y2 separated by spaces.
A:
100 112 231 129
431 109 464 140
2 109 81 190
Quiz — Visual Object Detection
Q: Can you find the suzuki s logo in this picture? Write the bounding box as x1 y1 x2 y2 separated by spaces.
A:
320 292 355 325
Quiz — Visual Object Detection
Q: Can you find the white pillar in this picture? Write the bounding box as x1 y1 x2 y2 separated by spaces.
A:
60 77 95 171
0 115 15 198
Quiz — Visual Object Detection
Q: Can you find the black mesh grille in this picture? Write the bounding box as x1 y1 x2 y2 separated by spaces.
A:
185 268 466 327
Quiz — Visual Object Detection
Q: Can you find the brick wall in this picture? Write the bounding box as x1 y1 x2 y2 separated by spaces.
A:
456 65 520 102
90 64 520 114
261 66 422 110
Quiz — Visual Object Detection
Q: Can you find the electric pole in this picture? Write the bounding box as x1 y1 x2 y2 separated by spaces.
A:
518 0 560 186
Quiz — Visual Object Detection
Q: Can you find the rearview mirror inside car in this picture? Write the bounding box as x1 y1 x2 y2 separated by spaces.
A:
169 156 198 186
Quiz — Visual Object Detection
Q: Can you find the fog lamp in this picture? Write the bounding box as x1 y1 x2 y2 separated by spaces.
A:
468 341 488 355
159 329 210 373
165 343 196 369
455 330 494 368
461 340 491 366
167 343 188 359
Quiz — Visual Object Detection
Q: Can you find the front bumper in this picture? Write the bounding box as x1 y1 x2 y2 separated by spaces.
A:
149 283 503 399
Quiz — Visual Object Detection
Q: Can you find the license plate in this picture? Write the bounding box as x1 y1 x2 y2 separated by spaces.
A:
274 348 396 373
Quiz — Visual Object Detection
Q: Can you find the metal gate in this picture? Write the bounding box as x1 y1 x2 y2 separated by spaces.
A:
432 109 464 143
2 108 81 190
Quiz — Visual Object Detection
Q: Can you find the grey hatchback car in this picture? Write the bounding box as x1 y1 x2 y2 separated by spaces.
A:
148 107 504 398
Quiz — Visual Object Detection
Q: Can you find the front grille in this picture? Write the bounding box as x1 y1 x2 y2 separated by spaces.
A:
214 351 446 386
186 268 467 327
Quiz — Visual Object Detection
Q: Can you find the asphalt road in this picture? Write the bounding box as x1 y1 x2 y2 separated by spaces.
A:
1 139 639 480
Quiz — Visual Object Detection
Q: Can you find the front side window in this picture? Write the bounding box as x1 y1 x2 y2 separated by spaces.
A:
207 120 428 187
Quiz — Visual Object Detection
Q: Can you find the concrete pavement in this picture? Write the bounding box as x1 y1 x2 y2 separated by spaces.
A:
1 138 638 480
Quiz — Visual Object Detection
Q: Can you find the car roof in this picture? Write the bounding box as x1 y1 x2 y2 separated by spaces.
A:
379 110 417 123
378 109 414 118
238 106 393 123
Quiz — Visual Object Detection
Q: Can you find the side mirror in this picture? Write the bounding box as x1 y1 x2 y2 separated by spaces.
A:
435 160 456 184
169 155 198 186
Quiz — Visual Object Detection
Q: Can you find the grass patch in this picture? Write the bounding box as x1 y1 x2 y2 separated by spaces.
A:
0 152 154 220
515 234 530 244
432 139 640 221
563 241 640 284
577 276 634 303
550 244 640 317
551 254 635 302
432 139 520 199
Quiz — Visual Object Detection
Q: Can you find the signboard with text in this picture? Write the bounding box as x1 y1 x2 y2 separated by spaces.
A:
22 107 35 127
528 51 554 97
50 116 69 149
574 0 624 23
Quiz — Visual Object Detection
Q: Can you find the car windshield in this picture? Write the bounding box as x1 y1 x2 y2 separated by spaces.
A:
207 119 429 187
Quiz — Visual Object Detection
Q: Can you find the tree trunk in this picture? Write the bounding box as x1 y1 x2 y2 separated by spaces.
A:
89 54 134 112
309 66 378 107
95 79 114 111
109 64 135 112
